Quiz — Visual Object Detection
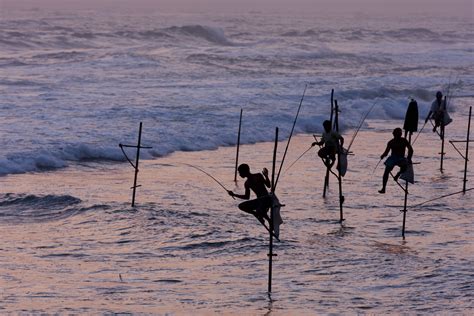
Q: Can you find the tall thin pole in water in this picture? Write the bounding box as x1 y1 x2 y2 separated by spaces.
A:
269 127 278 293
131 122 143 207
119 122 152 207
334 100 344 223
463 106 472 193
440 96 447 172
402 132 412 239
329 89 334 126
323 90 334 198
401 99 418 239
234 108 243 182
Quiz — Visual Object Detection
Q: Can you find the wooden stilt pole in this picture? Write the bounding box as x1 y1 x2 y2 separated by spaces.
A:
330 89 334 126
323 91 334 198
463 106 472 193
269 127 278 293
119 122 152 207
402 132 412 239
334 101 344 222
440 96 448 172
440 125 445 172
334 100 340 132
234 108 243 182
131 122 143 207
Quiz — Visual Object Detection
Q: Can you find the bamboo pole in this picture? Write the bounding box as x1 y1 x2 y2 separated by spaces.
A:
323 91 334 198
234 108 243 182
334 101 344 222
402 132 412 239
131 122 143 207
269 127 278 293
463 106 471 193
440 96 447 172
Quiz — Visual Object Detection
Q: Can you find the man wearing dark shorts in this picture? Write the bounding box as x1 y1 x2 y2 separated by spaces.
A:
379 127 414 194
228 163 272 225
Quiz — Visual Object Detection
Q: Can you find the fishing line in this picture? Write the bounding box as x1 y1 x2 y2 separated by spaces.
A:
411 120 427 146
411 187 473 208
346 99 378 152
181 163 235 199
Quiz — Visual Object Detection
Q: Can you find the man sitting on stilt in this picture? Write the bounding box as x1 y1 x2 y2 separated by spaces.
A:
379 127 413 194
312 120 344 168
228 164 272 226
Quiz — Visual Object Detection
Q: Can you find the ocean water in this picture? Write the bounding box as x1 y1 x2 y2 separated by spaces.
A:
1 5 473 314
1 7 473 175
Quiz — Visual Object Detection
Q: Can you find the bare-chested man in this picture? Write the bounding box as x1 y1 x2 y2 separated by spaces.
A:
379 127 413 194
228 163 272 225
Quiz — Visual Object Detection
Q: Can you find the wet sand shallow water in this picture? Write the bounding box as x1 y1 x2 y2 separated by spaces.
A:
1 110 473 314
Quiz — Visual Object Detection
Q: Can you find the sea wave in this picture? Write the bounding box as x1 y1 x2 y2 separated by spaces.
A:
280 27 472 43
0 144 126 176
0 91 442 177
0 193 85 222
163 25 235 46
0 193 111 223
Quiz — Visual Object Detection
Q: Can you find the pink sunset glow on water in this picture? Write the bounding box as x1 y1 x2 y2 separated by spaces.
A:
0 0 473 313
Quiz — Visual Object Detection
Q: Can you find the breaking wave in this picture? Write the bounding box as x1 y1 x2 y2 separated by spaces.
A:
163 25 234 46
0 144 126 176
0 193 86 222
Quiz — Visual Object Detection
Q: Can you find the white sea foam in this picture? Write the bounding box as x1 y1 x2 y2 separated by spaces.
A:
0 9 472 176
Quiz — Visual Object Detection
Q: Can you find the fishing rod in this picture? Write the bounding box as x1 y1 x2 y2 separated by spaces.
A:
182 163 235 199
274 84 309 190
283 144 314 174
411 187 473 208
372 158 383 174
346 99 378 152
411 120 428 146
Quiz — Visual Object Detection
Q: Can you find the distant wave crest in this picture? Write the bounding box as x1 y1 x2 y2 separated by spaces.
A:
163 25 234 46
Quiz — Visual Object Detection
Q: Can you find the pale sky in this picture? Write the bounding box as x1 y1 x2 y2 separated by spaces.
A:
1 0 473 17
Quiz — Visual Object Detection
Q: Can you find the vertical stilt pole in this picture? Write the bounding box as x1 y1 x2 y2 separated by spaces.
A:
402 132 412 239
329 89 334 126
440 96 447 172
269 127 278 293
323 165 330 198
334 100 340 132
234 109 243 182
334 101 344 222
440 125 445 172
323 93 335 198
463 106 472 193
131 122 143 207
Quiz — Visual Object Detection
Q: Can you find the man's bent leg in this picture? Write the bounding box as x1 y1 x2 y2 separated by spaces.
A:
379 166 394 193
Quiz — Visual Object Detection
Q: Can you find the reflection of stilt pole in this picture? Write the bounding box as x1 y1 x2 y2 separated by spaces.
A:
402 132 412 239
269 127 278 293
234 108 243 182
463 107 471 193
334 100 344 222
323 91 334 198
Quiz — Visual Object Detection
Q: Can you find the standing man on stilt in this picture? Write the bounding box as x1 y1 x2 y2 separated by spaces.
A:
379 128 413 194
425 91 449 135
